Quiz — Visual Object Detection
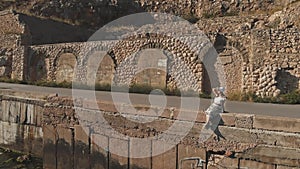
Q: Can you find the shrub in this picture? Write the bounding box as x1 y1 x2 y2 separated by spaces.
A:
279 90 300 104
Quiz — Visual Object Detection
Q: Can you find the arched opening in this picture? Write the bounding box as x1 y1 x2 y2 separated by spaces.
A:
55 53 76 83
28 54 47 82
134 49 168 89
275 68 299 94
86 51 115 86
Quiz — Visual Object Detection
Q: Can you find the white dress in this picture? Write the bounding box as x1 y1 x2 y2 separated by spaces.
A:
205 96 226 117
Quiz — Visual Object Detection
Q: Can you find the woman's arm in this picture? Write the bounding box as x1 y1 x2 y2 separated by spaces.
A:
212 88 219 97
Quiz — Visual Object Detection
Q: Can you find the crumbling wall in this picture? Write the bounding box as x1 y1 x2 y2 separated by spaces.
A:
0 10 27 79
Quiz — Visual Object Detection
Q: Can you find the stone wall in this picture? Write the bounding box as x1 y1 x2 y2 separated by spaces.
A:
0 10 27 79
0 95 44 157
1 93 298 169
245 28 300 97
1 9 300 97
28 33 208 93
0 92 299 168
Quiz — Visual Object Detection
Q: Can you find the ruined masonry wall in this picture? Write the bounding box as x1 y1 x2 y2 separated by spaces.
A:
1 94 300 168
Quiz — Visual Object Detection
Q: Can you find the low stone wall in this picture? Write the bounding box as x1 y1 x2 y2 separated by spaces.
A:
0 93 299 168
43 96 300 169
0 95 45 157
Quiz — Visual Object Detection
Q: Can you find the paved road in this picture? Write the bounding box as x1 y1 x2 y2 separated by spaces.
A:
0 82 299 118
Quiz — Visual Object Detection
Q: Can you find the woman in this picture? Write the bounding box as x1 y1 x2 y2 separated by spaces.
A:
205 87 226 123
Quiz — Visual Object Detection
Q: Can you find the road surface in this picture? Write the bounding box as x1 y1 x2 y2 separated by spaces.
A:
0 82 299 118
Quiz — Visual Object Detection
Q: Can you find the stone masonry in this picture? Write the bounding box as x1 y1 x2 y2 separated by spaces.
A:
0 9 299 97
0 92 299 168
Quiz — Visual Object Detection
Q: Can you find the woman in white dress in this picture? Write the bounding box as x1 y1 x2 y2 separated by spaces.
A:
199 87 226 142
205 87 226 124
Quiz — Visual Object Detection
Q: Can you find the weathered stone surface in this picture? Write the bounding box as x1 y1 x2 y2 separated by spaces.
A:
220 113 236 127
109 137 129 169
91 134 109 169
238 145 300 167
152 141 177 169
239 159 276 169
235 114 254 129
74 125 90 169
43 125 57 169
56 125 74 169
178 144 206 169
253 115 300 133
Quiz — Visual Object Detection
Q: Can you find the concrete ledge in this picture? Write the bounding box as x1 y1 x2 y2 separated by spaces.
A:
254 115 300 133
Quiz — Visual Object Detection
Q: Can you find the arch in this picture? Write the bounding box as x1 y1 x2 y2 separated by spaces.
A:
86 51 115 86
212 36 249 94
133 48 168 89
275 68 299 94
28 53 47 82
111 35 204 93
54 52 77 83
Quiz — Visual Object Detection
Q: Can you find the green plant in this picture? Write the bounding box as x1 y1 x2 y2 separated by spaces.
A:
279 90 300 104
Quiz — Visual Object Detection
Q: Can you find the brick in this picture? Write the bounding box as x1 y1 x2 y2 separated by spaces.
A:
253 115 300 133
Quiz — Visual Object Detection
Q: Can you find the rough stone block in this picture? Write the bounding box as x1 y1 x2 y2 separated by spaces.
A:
235 114 254 129
74 125 90 169
91 134 109 169
239 159 276 169
196 111 206 123
277 165 300 169
238 145 300 167
217 157 239 169
178 144 206 169
35 105 43 127
43 125 57 169
220 113 235 126
56 125 74 169
253 115 300 133
1 100 9 122
255 129 300 149
109 137 129 169
20 102 27 124
26 104 35 125
130 139 151 169
152 140 177 169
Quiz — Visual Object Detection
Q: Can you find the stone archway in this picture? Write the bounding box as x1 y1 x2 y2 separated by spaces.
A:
134 49 168 89
202 36 248 95
275 68 299 94
86 51 115 86
28 54 47 82
55 53 77 83
111 35 204 93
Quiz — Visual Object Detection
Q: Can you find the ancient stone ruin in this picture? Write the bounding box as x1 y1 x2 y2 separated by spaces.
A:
0 5 299 97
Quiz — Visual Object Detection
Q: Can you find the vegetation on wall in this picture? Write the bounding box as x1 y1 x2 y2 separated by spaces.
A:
228 90 300 104
0 77 299 104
